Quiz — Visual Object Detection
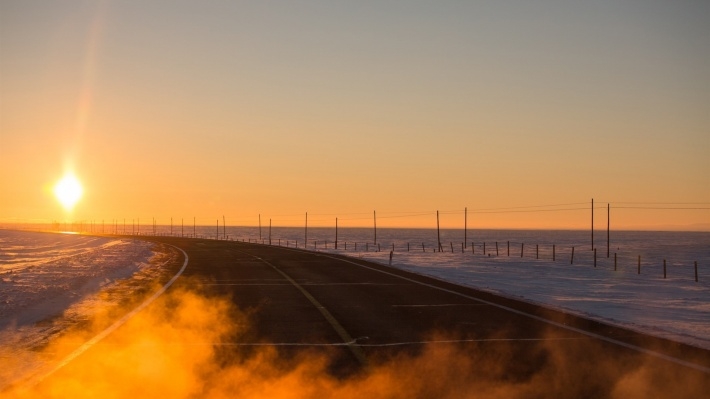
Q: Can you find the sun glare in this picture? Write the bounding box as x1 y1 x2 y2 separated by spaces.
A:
54 174 83 211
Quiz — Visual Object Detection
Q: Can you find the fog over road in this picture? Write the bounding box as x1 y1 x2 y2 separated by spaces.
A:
33 236 709 398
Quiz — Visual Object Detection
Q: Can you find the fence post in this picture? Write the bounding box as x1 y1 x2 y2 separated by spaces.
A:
553 244 555 261
422 242 425 252
571 247 575 264
638 255 641 274
450 242 454 252
461 242 464 253
496 242 499 256
695 261 698 282
663 259 666 279
483 242 486 255
507 241 510 256
521 243 524 258
536 244 539 260
436 210 441 252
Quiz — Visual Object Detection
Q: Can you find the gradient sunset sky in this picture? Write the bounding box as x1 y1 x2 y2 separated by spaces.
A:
1 1 708 229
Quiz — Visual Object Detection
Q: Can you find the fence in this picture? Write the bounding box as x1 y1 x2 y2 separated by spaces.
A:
2 200 708 282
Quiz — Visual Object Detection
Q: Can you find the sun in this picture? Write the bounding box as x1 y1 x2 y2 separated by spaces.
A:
54 174 83 211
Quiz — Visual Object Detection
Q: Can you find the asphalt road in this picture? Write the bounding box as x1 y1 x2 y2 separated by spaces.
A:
50 236 710 397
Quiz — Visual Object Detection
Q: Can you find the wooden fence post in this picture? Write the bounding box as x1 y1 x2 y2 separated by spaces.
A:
436 210 441 252
571 247 575 265
663 259 666 279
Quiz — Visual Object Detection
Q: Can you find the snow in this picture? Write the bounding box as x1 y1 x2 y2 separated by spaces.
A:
0 230 163 388
0 231 155 329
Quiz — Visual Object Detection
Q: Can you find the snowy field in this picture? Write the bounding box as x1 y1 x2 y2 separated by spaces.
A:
0 230 156 329
0 230 165 387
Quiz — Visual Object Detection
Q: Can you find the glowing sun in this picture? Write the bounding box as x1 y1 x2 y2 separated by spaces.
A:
54 174 83 210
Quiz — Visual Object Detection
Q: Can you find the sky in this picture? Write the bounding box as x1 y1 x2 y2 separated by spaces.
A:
1 0 708 230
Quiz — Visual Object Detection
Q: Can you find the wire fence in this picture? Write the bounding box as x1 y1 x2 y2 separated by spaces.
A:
2 201 708 282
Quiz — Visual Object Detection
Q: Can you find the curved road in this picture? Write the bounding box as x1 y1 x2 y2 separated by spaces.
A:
56 236 710 397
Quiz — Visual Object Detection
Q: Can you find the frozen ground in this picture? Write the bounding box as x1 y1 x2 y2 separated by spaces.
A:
0 231 155 329
0 230 171 388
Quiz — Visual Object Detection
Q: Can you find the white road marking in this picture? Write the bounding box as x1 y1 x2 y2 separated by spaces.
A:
391 304 489 307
